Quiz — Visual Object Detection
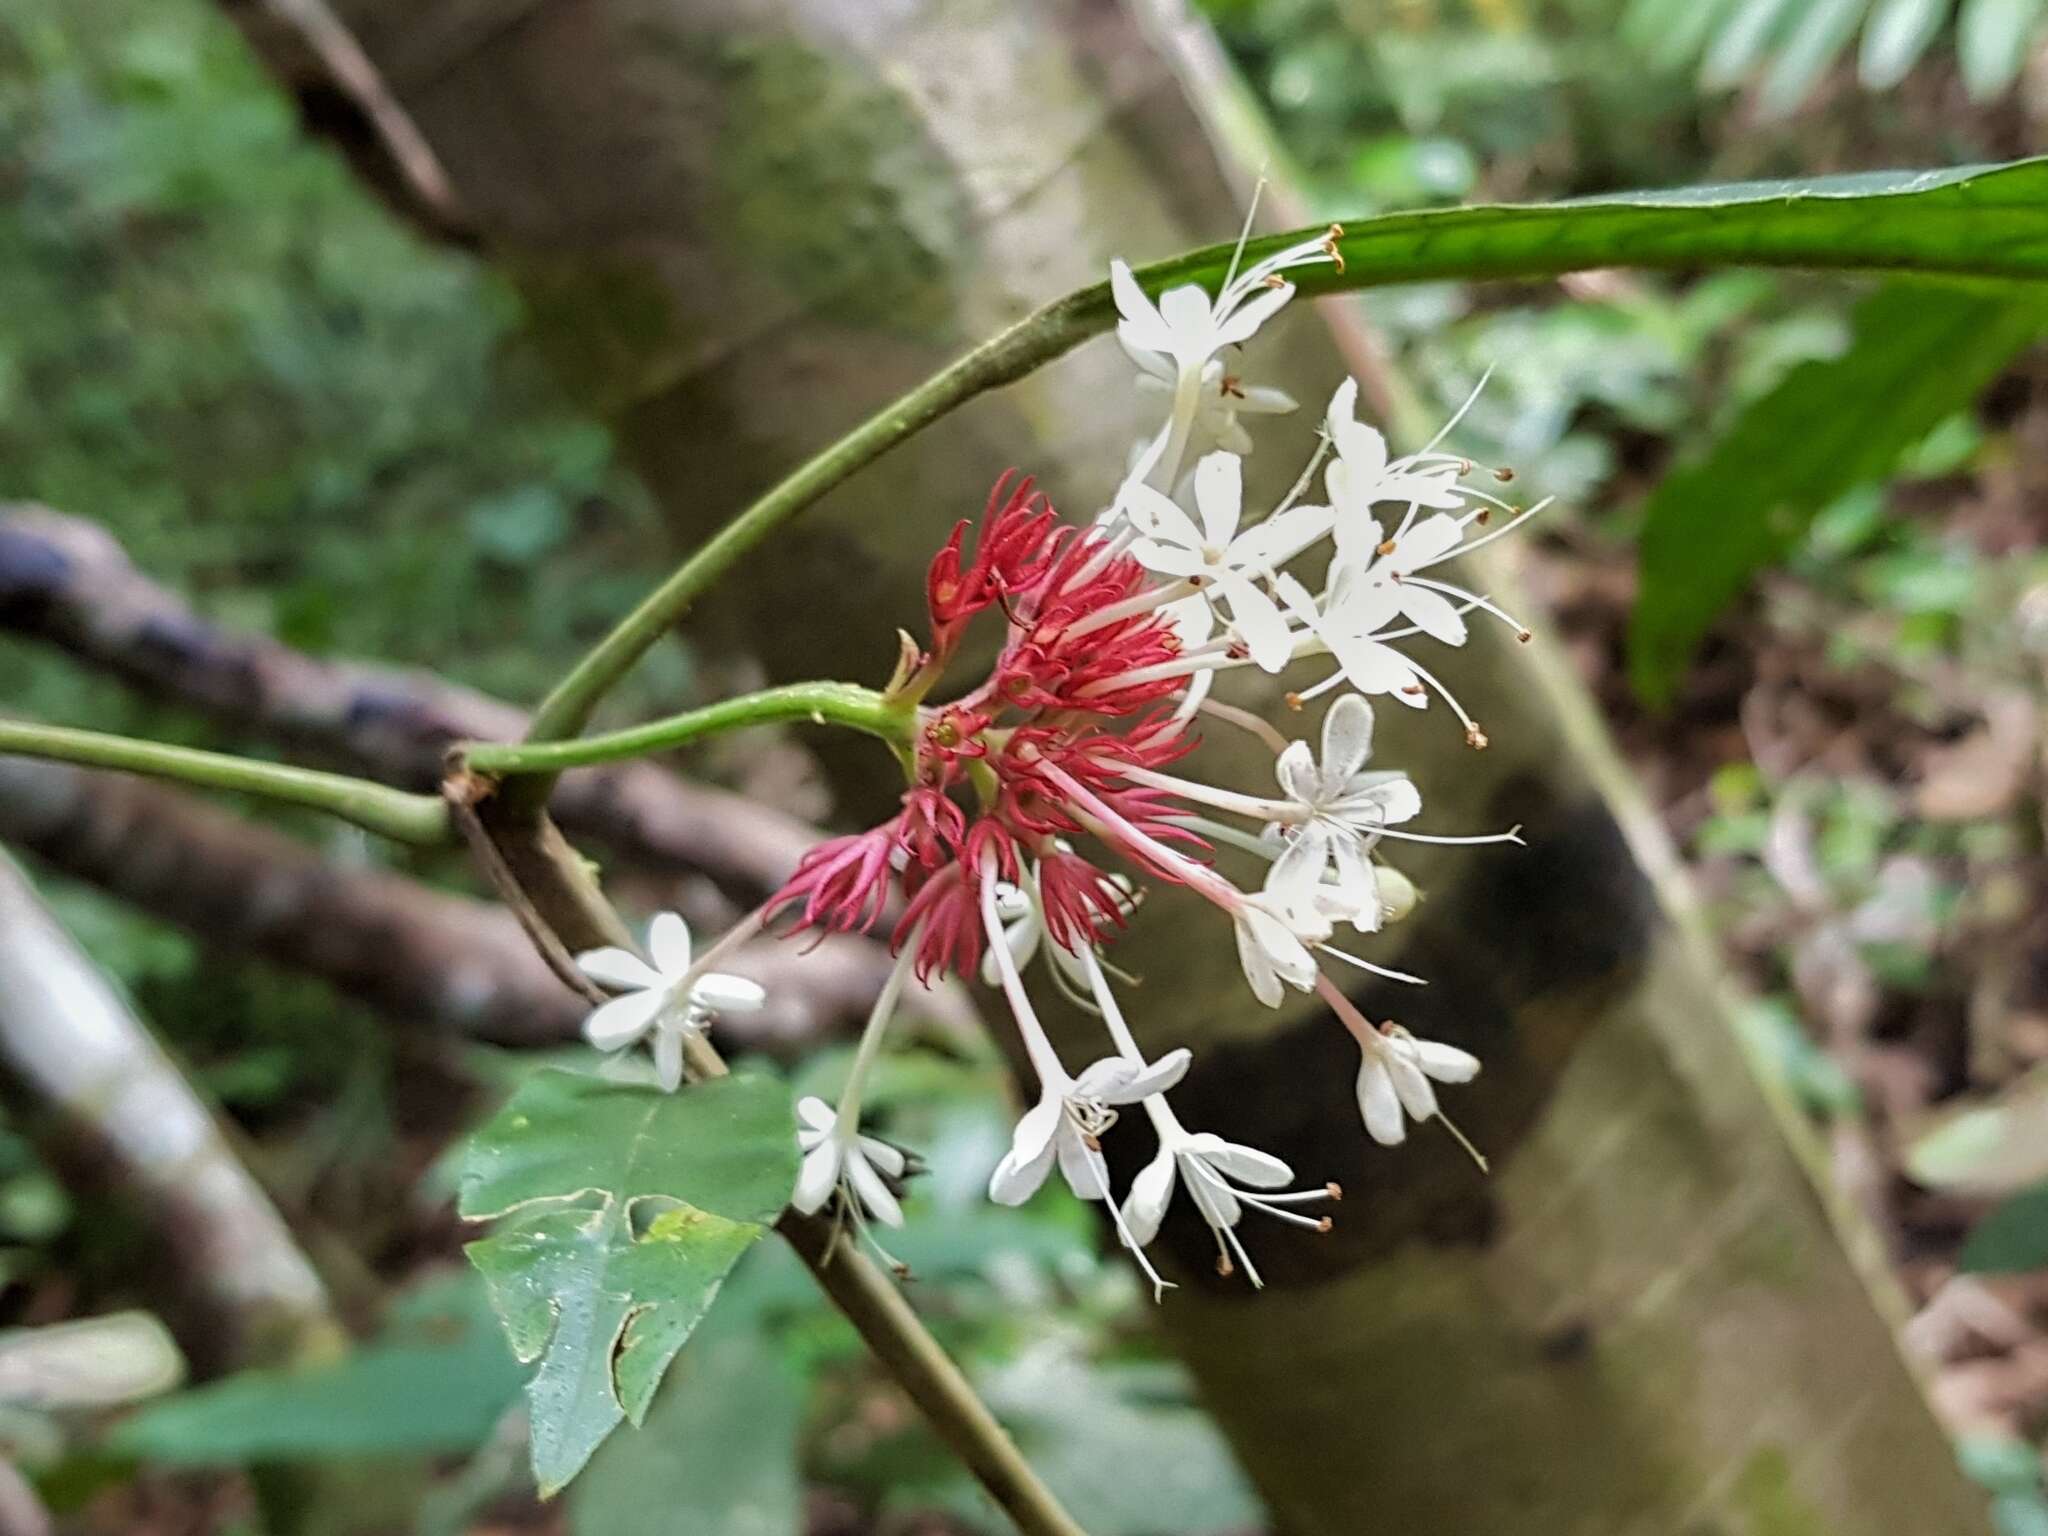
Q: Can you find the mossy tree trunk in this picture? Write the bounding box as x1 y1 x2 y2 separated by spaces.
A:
219 1 1989 1532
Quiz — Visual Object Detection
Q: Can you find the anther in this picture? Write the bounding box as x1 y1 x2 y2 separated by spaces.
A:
1376 538 1397 556
1220 374 1246 399
1494 466 1516 483
1516 630 1532 644
1465 724 1490 750
1475 508 1492 525
1402 683 1425 697
1216 1254 1235 1277
1315 1217 1333 1234
1325 1182 1344 1201
1283 691 1304 711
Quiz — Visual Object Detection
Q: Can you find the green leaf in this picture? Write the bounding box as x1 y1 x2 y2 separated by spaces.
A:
1907 1066 2048 1194
458 1070 798 1496
1703 0 1808 87
1628 282 2048 704
111 1276 522 1463
1860 0 1954 86
1958 0 2047 97
1758 0 1872 115
1118 159 2048 333
1959 1182 2048 1272
568 1304 801 1536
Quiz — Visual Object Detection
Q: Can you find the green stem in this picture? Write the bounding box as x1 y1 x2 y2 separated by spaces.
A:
466 682 913 777
0 720 449 845
524 157 2048 765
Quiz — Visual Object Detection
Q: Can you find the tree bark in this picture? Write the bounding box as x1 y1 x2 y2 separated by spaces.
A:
0 851 341 1370
0 502 820 897
215 2 1989 1532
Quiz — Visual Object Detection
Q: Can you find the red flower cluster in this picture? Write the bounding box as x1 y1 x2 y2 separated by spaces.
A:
768 472 1208 980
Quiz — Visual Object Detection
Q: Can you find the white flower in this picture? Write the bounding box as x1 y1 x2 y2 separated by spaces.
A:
1121 452 1327 672
1324 377 1466 528
791 1096 908 1229
1122 1119 1334 1290
1135 358 1296 457
1354 1024 1480 1147
1275 570 1428 708
1110 234 1331 382
1266 695 1422 912
575 912 765 1092
989 1050 1191 1206
1232 895 1327 1008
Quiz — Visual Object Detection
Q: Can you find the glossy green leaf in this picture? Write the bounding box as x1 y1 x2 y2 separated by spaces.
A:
1860 0 1954 85
568 1305 801 1536
1959 1181 2048 1273
1118 159 2048 332
112 1277 520 1463
1629 282 2048 704
458 1070 798 1496
1958 0 2047 97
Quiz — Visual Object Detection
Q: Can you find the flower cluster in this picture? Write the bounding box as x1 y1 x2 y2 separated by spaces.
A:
582 226 1542 1291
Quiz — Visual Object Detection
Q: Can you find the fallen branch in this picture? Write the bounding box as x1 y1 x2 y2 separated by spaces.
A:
0 755 964 1054
0 504 821 895
0 851 341 1368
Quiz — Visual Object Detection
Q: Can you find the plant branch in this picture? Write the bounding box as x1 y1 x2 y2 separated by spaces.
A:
0 719 448 846
454 791 1083 1536
521 156 2048 753
473 682 913 777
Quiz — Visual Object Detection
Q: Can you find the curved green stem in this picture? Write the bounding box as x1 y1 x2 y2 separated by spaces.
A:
521 157 2048 763
0 720 449 845
466 682 913 777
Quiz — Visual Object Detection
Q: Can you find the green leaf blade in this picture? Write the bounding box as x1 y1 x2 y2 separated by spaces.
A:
1628 282 2048 704
459 1070 800 1496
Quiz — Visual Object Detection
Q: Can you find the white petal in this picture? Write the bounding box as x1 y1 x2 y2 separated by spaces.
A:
1058 1131 1110 1201
1396 512 1465 566
858 1135 907 1178
1234 916 1283 1008
846 1148 906 1228
653 1025 686 1094
1337 774 1422 829
576 947 662 993
1112 1046 1192 1102
1212 282 1290 348
1333 419 1390 489
1121 481 1206 552
1190 1134 1293 1188
1072 1056 1140 1101
1324 377 1360 440
796 1096 836 1132
1123 1148 1179 1248
791 1140 842 1214
1266 823 1332 907
988 1095 1063 1205
647 912 693 977
1183 1159 1242 1227
1238 383 1297 415
1355 1054 1406 1145
1193 451 1244 546
690 972 766 1014
1275 740 1321 804
1328 632 1420 700
1231 502 1333 570
1321 694 1375 782
1398 584 1469 646
1385 1048 1439 1121
1411 1040 1481 1083
1216 573 1295 673
1111 260 1171 353
1158 283 1218 354
583 988 665 1051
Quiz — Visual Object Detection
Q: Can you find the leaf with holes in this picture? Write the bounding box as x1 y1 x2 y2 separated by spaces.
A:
458 1070 798 1495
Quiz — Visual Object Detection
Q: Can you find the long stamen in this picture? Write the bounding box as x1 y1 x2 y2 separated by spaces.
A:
1195 697 1291 756
1398 576 1533 639
1319 944 1427 985
1063 576 1202 639
1116 762 1285 822
1031 758 1241 910
835 927 923 1126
